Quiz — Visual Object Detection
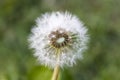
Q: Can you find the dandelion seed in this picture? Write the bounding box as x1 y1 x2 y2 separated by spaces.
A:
28 11 89 69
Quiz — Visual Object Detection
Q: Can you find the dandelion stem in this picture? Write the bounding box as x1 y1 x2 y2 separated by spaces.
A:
51 64 60 80
51 49 60 80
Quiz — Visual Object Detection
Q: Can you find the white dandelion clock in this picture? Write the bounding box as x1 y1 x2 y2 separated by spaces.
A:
28 11 89 80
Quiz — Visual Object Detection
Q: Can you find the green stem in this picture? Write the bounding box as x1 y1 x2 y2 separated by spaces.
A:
51 49 60 80
51 64 60 80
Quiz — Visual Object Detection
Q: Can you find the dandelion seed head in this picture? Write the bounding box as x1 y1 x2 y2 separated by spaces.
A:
28 11 89 68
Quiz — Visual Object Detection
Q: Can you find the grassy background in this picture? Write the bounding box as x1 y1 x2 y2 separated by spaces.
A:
0 0 120 80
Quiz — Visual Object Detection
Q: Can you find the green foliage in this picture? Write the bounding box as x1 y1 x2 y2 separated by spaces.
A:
0 0 120 80
28 66 52 80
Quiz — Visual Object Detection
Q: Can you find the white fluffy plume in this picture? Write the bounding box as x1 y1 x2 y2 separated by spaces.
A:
28 11 89 68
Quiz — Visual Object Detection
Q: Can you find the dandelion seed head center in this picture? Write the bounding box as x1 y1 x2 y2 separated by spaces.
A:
56 37 65 44
48 28 72 48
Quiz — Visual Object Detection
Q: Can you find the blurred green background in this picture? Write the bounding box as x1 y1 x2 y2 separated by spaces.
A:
0 0 120 80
